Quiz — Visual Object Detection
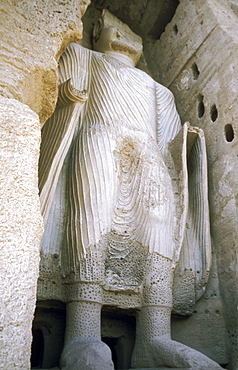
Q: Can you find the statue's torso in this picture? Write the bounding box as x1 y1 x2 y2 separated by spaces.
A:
81 52 157 143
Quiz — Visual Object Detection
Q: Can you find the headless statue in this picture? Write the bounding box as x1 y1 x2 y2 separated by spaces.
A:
39 9 221 370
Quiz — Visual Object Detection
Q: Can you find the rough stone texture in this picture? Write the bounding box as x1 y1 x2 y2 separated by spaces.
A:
0 0 90 125
0 1 90 369
151 337 222 369
144 0 238 367
0 97 43 369
38 9 216 368
1 0 238 368
81 0 179 43
101 310 136 370
60 338 114 370
31 301 66 369
172 260 228 365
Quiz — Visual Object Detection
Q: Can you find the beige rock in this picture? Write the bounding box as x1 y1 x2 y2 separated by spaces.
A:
0 1 90 368
1 0 238 368
147 0 238 366
0 97 43 369
0 0 90 125
151 336 222 369
39 9 215 369
60 338 114 370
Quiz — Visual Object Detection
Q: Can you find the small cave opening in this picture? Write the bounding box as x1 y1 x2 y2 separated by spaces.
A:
101 307 136 370
192 62 200 80
224 124 234 142
31 301 66 369
210 104 218 122
198 94 205 118
31 329 44 369
102 337 119 369
173 24 178 35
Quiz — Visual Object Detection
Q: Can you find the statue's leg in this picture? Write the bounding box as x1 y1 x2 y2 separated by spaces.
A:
60 282 114 370
60 248 114 370
131 253 222 369
64 284 103 343
131 253 173 368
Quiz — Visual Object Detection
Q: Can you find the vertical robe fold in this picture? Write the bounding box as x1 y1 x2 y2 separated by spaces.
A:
39 43 211 301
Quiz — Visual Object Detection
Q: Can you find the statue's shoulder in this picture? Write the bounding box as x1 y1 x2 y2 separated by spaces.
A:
154 81 175 101
135 69 174 100
155 80 172 94
64 42 92 56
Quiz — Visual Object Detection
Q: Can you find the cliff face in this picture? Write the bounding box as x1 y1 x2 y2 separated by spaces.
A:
1 0 238 368
0 0 90 125
0 1 89 368
145 0 237 367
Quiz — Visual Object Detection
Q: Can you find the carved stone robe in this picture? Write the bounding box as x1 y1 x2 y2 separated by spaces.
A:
39 43 211 309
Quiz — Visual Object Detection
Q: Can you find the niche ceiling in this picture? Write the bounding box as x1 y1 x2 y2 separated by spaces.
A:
83 0 179 40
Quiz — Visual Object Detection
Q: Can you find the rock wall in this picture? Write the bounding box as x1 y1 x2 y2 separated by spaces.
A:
0 97 43 369
1 0 238 368
0 1 90 368
0 0 89 125
144 0 238 367
37 0 238 368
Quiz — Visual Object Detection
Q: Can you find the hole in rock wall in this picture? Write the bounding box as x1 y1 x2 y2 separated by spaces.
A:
31 301 66 369
101 307 136 370
210 104 218 122
31 329 44 369
192 62 200 80
224 124 234 142
102 337 119 369
197 94 205 118
173 24 178 35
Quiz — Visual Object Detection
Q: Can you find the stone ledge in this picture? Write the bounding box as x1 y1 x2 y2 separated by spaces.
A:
37 368 190 370
129 368 191 370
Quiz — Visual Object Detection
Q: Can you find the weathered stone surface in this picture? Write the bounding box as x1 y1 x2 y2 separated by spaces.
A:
0 1 91 369
38 8 217 370
82 0 179 41
146 0 237 367
1 0 238 368
172 260 228 365
0 97 43 369
60 338 114 370
0 0 90 125
151 337 222 369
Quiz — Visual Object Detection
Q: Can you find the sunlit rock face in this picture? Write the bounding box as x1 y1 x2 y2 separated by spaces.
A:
37 7 222 370
0 1 89 369
1 0 238 369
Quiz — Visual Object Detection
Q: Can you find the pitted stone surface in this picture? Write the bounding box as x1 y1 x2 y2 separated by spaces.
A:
64 282 103 303
0 1 90 368
39 7 215 370
142 254 173 306
148 0 237 365
2 0 237 369
65 301 102 342
60 338 114 370
0 0 90 125
0 97 43 369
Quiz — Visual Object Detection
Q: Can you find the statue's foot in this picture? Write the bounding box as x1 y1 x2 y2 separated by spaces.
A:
131 336 222 369
151 336 222 369
59 338 114 370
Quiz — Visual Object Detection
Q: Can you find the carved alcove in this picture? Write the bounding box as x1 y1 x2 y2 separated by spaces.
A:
35 2 181 369
34 0 234 368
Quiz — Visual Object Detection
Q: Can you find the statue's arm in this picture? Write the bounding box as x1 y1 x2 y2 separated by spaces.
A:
155 82 181 155
57 43 91 106
39 43 91 223
57 78 88 107
170 123 212 315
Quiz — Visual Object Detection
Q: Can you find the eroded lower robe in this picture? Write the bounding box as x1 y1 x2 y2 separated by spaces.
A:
39 43 182 279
